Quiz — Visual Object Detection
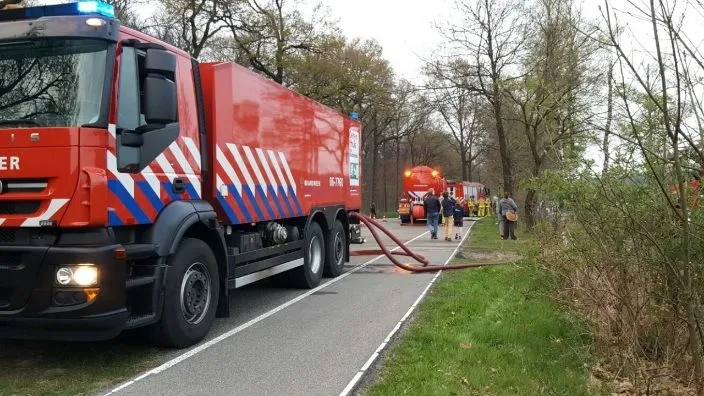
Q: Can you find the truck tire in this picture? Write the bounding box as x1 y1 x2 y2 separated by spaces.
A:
291 221 325 288
324 219 346 278
149 238 220 348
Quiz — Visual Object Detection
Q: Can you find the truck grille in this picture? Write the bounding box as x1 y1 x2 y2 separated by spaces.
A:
0 229 58 246
0 229 15 244
0 201 40 215
0 251 23 269
3 179 48 193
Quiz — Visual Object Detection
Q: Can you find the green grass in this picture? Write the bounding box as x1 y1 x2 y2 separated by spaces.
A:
363 219 605 396
462 219 536 254
0 336 158 396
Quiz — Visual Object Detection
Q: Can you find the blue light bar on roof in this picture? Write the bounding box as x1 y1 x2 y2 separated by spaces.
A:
76 1 114 17
0 0 115 21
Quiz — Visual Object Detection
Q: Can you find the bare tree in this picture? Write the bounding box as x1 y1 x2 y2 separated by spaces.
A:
407 126 449 166
600 0 704 390
426 60 485 181
437 0 526 194
389 81 432 200
219 0 335 85
505 0 597 228
602 59 615 174
149 0 224 58
104 0 149 29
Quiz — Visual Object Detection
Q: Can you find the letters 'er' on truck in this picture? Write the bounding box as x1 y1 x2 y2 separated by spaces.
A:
0 1 362 348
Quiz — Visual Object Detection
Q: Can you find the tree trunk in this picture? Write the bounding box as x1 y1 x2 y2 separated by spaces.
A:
603 62 614 174
524 188 536 229
383 140 388 213
524 159 542 229
461 150 468 180
395 138 401 202
493 84 514 194
370 113 378 209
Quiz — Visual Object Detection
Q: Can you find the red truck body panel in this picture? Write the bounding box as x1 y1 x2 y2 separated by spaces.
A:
0 128 81 227
199 62 361 224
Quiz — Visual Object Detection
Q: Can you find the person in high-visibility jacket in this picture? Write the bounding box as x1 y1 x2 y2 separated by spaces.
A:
467 196 475 217
477 197 484 217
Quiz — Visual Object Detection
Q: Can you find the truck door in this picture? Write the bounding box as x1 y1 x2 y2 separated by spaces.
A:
109 41 202 225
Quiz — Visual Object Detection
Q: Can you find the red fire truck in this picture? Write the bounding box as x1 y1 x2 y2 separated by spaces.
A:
398 166 446 224
446 180 489 216
0 1 362 348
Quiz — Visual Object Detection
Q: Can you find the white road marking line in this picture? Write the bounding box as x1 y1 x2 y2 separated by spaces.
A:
105 227 431 395
338 221 477 396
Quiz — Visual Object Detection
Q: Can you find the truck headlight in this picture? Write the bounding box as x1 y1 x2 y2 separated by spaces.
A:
55 264 98 287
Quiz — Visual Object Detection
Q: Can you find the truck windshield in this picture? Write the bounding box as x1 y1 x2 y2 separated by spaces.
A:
0 38 109 128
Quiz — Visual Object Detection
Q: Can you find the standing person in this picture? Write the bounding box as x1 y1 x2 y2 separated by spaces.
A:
468 196 475 217
423 189 441 239
453 200 464 240
493 195 504 237
369 202 377 219
441 191 456 241
499 192 519 240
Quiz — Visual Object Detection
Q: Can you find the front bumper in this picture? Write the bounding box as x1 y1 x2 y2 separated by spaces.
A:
0 231 129 341
0 309 130 341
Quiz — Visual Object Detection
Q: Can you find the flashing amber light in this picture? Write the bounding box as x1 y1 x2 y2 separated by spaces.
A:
84 288 100 303
431 170 439 177
114 247 127 260
404 170 412 177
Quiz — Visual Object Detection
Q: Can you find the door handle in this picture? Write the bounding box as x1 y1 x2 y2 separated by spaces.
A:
172 178 185 194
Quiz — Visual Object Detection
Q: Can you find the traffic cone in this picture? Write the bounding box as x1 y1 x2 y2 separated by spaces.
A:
382 215 387 222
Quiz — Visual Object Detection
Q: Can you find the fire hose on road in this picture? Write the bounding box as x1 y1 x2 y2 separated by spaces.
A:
348 212 495 273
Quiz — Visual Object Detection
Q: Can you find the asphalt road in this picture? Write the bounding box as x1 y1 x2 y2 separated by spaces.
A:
104 219 474 396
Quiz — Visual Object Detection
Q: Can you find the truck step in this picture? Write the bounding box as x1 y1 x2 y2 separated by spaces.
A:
124 244 158 260
124 313 156 329
126 275 156 288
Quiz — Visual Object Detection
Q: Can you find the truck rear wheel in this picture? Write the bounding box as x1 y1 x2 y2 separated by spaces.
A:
149 238 220 348
291 221 324 288
324 219 346 278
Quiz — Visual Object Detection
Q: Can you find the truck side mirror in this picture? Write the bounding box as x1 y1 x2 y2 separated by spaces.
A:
143 75 177 125
141 48 177 127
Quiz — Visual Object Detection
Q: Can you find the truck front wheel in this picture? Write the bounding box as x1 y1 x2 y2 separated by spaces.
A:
291 221 325 288
149 238 220 348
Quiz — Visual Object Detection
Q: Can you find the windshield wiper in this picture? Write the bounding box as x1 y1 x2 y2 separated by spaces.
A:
0 119 44 127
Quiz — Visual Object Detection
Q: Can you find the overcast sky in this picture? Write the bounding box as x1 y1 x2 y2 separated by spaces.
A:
316 0 456 82
318 0 605 83
318 0 704 87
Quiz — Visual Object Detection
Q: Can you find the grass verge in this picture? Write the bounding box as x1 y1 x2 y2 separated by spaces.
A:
362 218 606 396
0 336 158 396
